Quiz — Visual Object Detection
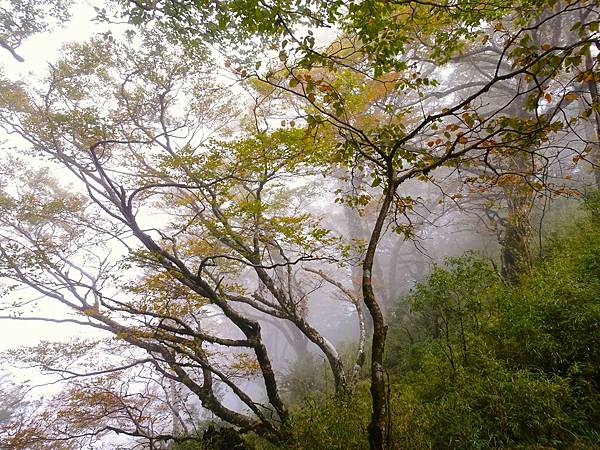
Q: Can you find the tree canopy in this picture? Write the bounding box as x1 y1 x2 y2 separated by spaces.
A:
0 0 599 449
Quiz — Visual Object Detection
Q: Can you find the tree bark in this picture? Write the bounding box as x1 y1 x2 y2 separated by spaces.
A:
363 184 395 450
500 189 532 283
584 51 600 189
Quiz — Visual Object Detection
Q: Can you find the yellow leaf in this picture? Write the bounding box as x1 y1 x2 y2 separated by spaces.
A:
565 92 578 101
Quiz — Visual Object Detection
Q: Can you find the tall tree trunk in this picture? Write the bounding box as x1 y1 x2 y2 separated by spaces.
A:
500 75 536 282
584 51 600 189
363 184 395 450
304 267 367 387
500 194 532 282
341 172 375 336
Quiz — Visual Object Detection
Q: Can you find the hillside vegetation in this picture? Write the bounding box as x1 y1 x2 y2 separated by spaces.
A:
243 197 600 449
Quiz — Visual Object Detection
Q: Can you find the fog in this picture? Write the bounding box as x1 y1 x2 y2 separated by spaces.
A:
0 0 596 448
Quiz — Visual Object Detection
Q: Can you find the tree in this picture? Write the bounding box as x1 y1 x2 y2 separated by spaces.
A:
0 30 368 447
1 340 206 449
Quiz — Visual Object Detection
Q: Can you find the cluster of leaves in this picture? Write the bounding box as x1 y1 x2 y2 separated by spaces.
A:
107 0 341 64
0 0 72 61
392 203 600 448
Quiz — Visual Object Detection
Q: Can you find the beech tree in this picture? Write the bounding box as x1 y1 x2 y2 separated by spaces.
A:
0 30 369 447
1 340 205 449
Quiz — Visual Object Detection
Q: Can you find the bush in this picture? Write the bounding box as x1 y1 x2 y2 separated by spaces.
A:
385 203 600 448
247 387 371 449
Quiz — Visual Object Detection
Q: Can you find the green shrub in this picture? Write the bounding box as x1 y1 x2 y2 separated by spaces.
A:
247 387 371 449
385 203 600 448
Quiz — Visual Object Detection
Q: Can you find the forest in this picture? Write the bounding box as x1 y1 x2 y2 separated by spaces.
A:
0 0 598 448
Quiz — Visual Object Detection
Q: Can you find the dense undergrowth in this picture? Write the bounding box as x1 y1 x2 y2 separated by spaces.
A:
188 197 600 449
